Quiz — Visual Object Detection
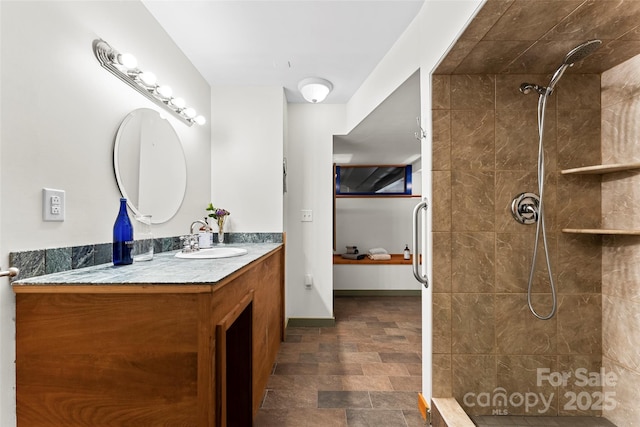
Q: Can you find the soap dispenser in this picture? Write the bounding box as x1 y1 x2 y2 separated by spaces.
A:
403 244 411 260
198 217 213 248
113 198 134 265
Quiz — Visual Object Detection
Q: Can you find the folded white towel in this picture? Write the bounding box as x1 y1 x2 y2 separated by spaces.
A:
368 247 388 255
368 253 391 260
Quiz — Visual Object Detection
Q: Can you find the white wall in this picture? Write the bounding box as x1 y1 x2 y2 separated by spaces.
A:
334 265 420 291
210 86 284 233
335 198 417 255
0 2 211 425
285 104 346 319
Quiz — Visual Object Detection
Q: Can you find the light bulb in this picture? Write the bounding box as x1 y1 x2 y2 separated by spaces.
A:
183 107 196 119
170 97 186 109
194 115 206 125
138 71 157 87
156 85 173 99
118 53 137 70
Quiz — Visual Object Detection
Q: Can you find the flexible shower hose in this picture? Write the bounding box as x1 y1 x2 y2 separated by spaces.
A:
527 90 558 320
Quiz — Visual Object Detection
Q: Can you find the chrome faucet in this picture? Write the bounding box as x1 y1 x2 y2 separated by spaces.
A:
180 220 209 253
190 220 208 235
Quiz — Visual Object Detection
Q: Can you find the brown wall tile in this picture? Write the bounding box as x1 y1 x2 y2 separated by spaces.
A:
452 355 497 416
451 170 495 232
432 354 452 398
495 109 555 171
432 171 452 232
557 355 604 416
557 295 602 355
451 294 496 354
556 174 601 230
602 173 640 230
495 294 557 355
602 49 640 107
602 236 640 302
602 358 640 425
451 110 496 170
451 75 495 110
496 355 559 415
556 74 601 110
557 109 601 169
432 109 451 171
432 232 452 294
433 293 452 354
601 100 640 164
602 295 640 373
496 233 542 294
451 232 495 293
557 234 602 294
432 75 451 110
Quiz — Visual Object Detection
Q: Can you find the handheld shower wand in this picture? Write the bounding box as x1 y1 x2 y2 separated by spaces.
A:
516 39 601 320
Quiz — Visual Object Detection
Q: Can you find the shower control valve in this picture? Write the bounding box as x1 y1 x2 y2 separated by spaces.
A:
511 192 540 225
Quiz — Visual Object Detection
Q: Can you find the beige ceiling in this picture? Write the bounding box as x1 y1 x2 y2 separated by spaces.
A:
435 0 640 75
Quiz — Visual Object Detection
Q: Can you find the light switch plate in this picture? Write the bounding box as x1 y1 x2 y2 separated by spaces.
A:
43 188 65 222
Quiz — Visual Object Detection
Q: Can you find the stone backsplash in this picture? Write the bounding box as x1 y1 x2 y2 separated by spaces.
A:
9 232 283 281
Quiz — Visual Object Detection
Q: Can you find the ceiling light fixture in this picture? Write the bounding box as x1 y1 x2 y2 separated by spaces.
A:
298 77 333 103
93 39 206 126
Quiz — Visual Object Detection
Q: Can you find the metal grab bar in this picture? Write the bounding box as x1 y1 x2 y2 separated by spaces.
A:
0 267 19 278
412 199 429 288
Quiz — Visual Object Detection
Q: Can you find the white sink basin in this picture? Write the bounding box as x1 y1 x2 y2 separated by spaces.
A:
175 247 248 259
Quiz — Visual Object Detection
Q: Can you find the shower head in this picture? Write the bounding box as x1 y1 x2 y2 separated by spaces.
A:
563 39 602 66
547 39 602 93
520 39 602 96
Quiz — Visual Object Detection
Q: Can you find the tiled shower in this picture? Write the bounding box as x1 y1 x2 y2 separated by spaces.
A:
427 1 640 425
431 70 602 416
430 54 640 426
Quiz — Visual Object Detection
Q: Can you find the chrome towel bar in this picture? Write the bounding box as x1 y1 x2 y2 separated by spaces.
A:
0 267 19 278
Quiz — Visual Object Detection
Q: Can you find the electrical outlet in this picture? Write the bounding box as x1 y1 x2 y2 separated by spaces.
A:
43 188 65 222
301 209 313 222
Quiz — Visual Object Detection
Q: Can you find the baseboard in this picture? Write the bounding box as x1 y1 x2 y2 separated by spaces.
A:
333 289 421 297
418 393 429 421
286 317 336 327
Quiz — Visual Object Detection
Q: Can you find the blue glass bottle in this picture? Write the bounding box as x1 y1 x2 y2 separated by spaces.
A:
113 198 134 265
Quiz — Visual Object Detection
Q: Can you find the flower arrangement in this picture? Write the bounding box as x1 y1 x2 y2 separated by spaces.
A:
206 203 230 229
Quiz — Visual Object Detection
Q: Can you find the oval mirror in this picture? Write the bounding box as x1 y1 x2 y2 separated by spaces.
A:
114 108 187 223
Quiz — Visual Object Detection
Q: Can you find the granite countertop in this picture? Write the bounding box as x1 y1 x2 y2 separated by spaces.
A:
12 243 282 286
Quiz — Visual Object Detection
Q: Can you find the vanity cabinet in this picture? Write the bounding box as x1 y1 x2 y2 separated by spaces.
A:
13 245 284 427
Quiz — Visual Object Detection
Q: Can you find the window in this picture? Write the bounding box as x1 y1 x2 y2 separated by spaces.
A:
335 165 412 196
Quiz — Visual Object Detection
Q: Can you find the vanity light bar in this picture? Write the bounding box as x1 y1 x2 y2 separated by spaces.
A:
92 39 206 127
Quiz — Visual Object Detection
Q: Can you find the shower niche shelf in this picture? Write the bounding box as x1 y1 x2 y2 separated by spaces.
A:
561 162 640 175
562 228 640 235
561 162 640 235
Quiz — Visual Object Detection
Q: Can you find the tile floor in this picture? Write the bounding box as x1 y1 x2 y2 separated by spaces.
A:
255 296 425 427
